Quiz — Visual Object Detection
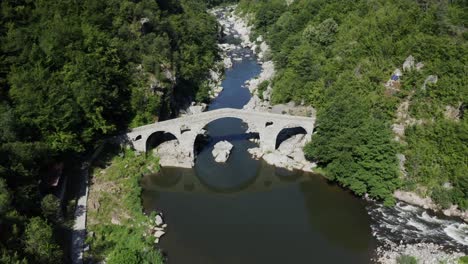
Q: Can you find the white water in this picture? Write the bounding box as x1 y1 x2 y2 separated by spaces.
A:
368 202 468 251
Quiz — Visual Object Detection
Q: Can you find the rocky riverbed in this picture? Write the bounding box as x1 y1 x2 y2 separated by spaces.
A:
212 5 318 172
375 242 465 264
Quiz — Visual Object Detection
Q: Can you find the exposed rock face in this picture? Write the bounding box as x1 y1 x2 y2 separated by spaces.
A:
271 102 316 117
394 190 468 222
212 141 234 163
243 95 270 112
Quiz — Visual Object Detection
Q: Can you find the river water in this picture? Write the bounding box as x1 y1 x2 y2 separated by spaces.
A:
141 8 467 264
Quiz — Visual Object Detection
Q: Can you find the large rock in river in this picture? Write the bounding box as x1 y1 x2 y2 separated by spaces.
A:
212 141 233 163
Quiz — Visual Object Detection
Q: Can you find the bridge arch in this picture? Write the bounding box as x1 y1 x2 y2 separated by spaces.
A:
192 117 260 160
146 131 179 153
275 125 308 149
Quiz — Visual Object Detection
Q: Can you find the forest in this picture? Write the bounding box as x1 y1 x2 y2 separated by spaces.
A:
0 0 220 262
237 0 467 207
1 0 467 262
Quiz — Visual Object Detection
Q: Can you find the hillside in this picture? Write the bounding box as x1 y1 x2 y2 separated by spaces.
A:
237 0 467 209
0 0 219 262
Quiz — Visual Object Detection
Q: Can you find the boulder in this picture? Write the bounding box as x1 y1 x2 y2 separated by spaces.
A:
212 141 234 163
403 55 415 71
154 230 166 239
223 57 233 68
155 214 163 226
393 68 403 78
247 147 263 159
416 62 424 71
185 103 207 115
111 215 121 225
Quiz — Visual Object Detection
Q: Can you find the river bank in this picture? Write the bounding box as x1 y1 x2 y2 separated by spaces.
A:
208 5 317 172
225 4 467 263
84 144 164 263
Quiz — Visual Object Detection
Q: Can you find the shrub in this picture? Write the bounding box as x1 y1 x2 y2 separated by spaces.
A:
458 256 468 264
257 80 270 99
431 188 452 209
397 255 418 264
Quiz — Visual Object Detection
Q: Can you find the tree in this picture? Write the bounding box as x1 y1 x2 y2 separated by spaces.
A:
0 178 10 215
302 18 338 46
24 217 62 264
40 194 61 223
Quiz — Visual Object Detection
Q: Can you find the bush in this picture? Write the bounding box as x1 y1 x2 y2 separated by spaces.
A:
108 247 142 264
431 188 452 209
397 255 418 264
459 256 468 264
257 80 270 99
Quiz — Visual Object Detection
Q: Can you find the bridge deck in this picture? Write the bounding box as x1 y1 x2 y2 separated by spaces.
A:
129 108 315 133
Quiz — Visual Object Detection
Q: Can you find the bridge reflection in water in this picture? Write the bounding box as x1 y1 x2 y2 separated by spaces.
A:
141 160 309 195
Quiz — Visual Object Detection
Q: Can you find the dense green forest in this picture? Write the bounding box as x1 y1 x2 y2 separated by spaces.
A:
0 0 219 262
238 0 467 207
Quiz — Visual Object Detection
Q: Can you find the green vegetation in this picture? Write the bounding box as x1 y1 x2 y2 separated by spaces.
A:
257 80 270 99
459 256 468 264
405 119 467 209
0 0 220 262
238 0 467 207
397 254 418 264
24 217 63 264
86 145 162 263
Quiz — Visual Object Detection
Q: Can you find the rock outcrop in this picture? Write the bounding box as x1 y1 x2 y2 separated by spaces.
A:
248 134 316 171
394 190 468 222
376 241 465 264
182 102 207 116
212 141 234 163
149 213 167 244
153 140 192 168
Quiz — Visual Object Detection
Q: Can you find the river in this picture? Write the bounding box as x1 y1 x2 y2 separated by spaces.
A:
141 7 467 264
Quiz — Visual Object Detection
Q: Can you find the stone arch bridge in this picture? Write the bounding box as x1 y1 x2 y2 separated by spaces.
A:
126 108 315 166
